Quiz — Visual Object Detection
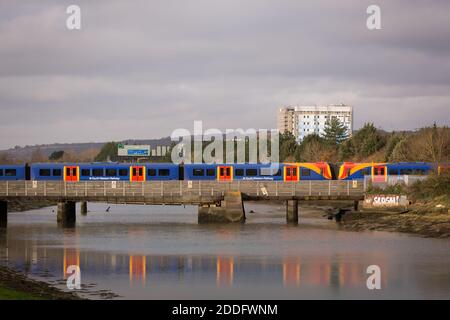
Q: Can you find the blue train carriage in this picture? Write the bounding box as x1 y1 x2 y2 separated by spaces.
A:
385 162 434 176
338 162 434 181
0 164 26 180
184 163 331 181
183 163 284 181
30 163 180 181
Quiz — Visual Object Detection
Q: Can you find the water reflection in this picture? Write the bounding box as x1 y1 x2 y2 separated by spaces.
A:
0 203 449 299
3 240 392 292
129 255 146 286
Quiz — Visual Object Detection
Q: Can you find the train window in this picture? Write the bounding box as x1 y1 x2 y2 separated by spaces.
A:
413 169 425 175
292 168 297 176
246 169 257 176
66 167 71 176
148 169 157 176
389 169 398 175
53 169 62 176
235 169 244 176
39 169 51 176
132 168 137 176
206 169 215 176
119 169 128 176
81 169 90 176
301 169 311 176
400 169 413 175
0 169 3 176
286 168 291 175
92 169 104 177
139 168 143 176
193 169 205 176
159 169 170 176
106 169 117 177
226 168 231 176
5 169 16 176
260 168 281 176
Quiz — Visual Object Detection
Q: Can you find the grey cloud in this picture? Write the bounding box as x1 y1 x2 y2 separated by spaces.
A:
0 0 449 149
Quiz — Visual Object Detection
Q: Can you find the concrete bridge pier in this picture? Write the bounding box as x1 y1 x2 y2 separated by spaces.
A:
0 201 7 228
198 191 246 223
57 201 76 227
80 201 87 216
286 200 299 225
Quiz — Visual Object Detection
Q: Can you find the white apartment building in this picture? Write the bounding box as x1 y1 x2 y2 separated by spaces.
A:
277 104 353 142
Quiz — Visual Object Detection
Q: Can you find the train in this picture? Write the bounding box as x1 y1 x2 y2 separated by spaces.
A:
0 162 447 182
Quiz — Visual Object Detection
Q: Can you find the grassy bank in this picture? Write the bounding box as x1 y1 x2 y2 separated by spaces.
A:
0 265 81 300
342 174 450 238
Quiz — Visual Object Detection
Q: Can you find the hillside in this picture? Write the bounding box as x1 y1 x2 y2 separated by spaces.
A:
0 137 173 163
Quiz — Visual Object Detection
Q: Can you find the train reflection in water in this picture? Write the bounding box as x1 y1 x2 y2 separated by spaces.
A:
2 237 388 290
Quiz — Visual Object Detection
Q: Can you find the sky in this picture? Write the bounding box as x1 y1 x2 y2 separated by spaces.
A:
0 0 449 150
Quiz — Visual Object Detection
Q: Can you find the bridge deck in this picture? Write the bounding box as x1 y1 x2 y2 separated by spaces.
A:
0 180 365 204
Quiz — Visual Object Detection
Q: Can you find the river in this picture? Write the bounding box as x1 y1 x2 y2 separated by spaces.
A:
0 202 449 299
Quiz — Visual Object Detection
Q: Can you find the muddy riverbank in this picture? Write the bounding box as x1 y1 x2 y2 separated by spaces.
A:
341 196 450 238
0 265 81 300
7 199 56 213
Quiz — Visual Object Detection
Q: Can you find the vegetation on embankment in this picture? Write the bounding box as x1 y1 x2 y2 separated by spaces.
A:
7 199 56 212
341 173 450 238
0 265 81 300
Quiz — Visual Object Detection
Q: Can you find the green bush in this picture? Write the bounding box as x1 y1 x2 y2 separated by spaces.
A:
408 173 450 199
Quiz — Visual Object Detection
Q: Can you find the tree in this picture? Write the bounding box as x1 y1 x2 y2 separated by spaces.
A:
338 122 386 161
279 132 298 162
322 117 349 145
297 134 338 162
94 142 119 162
49 150 65 161
30 148 46 163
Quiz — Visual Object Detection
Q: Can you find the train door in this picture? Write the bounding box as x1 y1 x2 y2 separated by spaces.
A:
130 166 145 182
218 166 232 181
64 166 79 182
372 165 387 182
285 165 299 182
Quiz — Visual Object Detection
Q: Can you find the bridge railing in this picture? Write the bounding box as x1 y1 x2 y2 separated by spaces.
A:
0 180 365 202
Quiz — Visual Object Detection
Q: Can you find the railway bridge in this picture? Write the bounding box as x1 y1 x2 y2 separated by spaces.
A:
0 180 366 227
